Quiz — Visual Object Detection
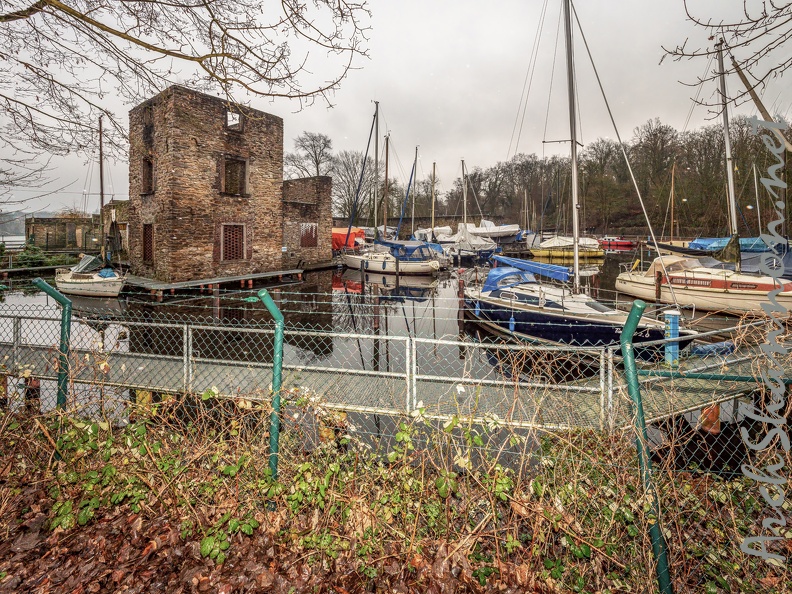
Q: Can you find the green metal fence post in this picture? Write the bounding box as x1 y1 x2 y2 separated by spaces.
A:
620 300 673 594
31 278 71 408
257 289 284 481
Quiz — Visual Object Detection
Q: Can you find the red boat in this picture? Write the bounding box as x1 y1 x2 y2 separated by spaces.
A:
598 236 636 251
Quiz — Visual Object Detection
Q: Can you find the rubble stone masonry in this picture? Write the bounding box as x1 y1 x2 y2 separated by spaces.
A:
128 86 287 283
282 176 333 268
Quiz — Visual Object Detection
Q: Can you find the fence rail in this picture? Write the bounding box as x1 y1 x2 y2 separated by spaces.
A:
0 304 784 433
0 291 790 593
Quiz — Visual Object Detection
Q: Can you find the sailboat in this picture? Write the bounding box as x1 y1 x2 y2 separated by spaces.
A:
615 40 792 315
340 111 441 276
55 117 126 298
464 0 697 354
441 160 498 265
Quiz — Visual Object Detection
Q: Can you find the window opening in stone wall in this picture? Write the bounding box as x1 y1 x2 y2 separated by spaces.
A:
222 224 245 261
143 224 153 263
226 109 243 132
223 158 247 195
141 158 154 194
142 105 154 149
300 223 318 248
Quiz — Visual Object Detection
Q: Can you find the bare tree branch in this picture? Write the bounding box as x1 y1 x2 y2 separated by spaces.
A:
662 1 792 108
0 0 371 198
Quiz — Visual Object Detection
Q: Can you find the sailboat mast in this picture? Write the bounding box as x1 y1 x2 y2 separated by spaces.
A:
411 146 418 235
716 40 739 237
431 162 436 238
462 160 467 226
374 101 379 239
563 0 581 293
99 115 105 261
670 162 676 243
753 163 762 233
383 134 390 235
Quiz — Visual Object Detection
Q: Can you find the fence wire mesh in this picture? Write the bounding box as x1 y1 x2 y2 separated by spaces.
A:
0 293 789 593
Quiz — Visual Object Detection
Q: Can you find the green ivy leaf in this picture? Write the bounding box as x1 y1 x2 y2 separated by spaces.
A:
200 536 215 558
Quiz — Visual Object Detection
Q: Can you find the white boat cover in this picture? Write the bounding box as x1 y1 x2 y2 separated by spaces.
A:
538 235 600 249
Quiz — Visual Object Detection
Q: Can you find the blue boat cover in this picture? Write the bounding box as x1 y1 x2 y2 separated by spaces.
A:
482 267 537 292
491 255 570 282
375 239 436 261
688 237 774 253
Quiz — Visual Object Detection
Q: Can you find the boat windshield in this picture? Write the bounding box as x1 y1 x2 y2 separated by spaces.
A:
646 257 702 276
72 255 106 273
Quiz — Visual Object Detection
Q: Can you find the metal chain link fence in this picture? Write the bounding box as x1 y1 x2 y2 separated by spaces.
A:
0 287 789 592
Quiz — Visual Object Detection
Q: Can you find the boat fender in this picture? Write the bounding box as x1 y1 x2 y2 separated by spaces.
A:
364 260 369 270
509 315 515 332
381 261 386 271
475 301 480 316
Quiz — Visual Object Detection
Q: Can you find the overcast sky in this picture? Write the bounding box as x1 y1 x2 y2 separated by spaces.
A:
10 0 792 214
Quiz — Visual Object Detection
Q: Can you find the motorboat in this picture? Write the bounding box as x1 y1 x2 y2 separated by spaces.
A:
341 240 441 275
598 236 636 251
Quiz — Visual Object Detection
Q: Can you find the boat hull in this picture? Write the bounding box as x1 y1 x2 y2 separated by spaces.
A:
464 296 695 361
615 273 792 315
341 252 440 275
55 273 126 298
599 239 636 251
529 247 605 258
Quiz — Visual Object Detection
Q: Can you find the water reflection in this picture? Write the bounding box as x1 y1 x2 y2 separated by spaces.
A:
2 252 724 381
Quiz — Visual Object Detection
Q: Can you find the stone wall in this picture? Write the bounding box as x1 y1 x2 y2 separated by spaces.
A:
282 176 333 268
25 216 100 250
102 200 130 256
128 86 284 283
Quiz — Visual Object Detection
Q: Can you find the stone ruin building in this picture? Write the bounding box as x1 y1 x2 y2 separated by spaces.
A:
128 85 332 283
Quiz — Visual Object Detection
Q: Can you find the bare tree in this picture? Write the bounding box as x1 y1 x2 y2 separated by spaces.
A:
331 149 376 221
284 132 335 179
0 0 371 183
662 2 791 106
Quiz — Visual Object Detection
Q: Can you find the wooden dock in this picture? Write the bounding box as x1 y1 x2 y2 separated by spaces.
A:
124 269 304 300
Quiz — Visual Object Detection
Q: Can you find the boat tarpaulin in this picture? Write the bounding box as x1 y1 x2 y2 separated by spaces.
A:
492 255 571 282
481 267 537 292
332 227 365 250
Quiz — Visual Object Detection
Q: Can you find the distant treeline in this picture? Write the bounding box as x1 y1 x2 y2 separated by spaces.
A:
333 116 791 238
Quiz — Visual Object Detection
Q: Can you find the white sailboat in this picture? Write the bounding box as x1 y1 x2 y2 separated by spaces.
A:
615 40 789 315
443 160 497 264
55 117 126 298
341 108 441 276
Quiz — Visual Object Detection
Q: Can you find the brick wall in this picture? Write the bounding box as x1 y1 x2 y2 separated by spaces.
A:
128 86 284 283
282 176 333 267
25 216 100 250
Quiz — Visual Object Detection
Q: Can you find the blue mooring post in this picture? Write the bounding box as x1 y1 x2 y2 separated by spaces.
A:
621 300 673 594
257 289 284 481
31 278 71 408
664 310 680 368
